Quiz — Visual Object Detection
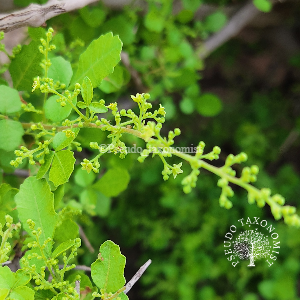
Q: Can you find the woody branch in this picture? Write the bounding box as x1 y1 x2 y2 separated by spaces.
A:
0 0 99 32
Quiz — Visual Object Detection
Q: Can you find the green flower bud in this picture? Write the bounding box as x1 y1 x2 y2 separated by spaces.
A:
224 200 233 209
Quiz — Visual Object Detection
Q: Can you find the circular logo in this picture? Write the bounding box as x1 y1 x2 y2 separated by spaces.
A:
224 217 280 267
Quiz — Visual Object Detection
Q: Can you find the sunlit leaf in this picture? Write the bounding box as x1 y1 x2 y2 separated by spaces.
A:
91 240 126 293
49 150 76 186
70 33 122 88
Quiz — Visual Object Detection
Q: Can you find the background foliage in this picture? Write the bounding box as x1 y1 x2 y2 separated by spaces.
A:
1 0 300 299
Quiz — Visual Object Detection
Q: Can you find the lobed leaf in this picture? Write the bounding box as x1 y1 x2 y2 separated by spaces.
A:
91 240 126 293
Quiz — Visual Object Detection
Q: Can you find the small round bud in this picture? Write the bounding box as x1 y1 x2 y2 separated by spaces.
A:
174 128 181 135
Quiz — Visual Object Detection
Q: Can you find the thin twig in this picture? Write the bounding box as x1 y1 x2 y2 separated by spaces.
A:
11 169 29 177
279 130 299 154
58 264 91 272
124 259 152 295
78 225 95 253
75 280 80 295
200 1 267 58
121 51 147 92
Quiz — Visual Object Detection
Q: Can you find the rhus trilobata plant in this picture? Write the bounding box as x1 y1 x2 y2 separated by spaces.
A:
0 27 299 299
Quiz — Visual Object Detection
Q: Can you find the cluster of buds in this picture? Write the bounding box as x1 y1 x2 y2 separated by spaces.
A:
0 215 21 264
161 162 183 181
21 102 43 114
181 168 200 194
218 178 234 209
81 158 100 174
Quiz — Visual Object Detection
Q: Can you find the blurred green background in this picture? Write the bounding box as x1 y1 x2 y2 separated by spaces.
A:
1 0 300 299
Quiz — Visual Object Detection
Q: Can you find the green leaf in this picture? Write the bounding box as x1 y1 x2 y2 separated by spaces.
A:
15 177 58 246
144 4 165 33
258 280 275 299
79 6 106 28
52 128 80 151
91 240 126 293
33 289 56 300
54 219 79 243
10 286 35 300
14 270 31 287
74 168 96 187
81 76 93 105
99 65 124 94
177 9 194 23
9 40 43 91
180 97 195 114
196 93 223 117
95 192 111 217
52 240 75 258
162 97 176 120
20 248 46 274
101 15 134 46
53 184 64 209
181 0 202 11
36 151 55 179
0 183 18 222
49 150 76 186
204 11 227 33
69 16 96 44
93 168 130 197
253 0 272 12
89 102 108 113
80 188 97 215
0 119 24 152
28 27 46 42
0 288 9 299
0 150 16 173
68 272 93 290
119 293 129 300
0 266 34 299
0 85 22 114
70 32 122 88
77 101 87 109
0 266 14 289
48 56 73 87
76 128 106 148
44 95 77 123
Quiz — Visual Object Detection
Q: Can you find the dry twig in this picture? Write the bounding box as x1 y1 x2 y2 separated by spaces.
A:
79 224 95 253
0 0 99 32
200 1 263 58
124 259 152 294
